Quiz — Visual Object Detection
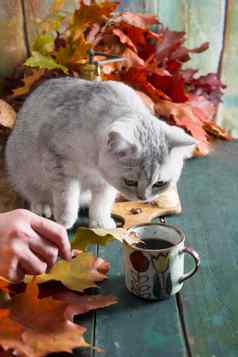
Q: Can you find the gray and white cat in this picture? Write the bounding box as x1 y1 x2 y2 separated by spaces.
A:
6 78 196 229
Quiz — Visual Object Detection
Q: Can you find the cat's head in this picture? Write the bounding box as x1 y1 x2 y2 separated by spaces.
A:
98 115 197 201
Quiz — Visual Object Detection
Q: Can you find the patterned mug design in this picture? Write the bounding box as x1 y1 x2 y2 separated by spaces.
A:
129 251 172 300
123 223 200 301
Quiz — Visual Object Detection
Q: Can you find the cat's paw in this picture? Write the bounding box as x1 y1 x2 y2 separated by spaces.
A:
57 215 77 230
89 216 116 229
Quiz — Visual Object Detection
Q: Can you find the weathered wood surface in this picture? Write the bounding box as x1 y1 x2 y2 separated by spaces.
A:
217 0 238 137
0 0 27 93
168 141 238 356
94 240 186 357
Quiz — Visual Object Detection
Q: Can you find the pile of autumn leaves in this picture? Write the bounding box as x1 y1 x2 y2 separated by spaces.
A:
0 228 125 357
1 0 232 155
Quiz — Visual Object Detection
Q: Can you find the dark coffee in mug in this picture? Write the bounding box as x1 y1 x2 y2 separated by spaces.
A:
135 238 174 250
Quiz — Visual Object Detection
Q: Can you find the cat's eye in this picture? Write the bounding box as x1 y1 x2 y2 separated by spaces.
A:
124 178 138 187
153 180 168 189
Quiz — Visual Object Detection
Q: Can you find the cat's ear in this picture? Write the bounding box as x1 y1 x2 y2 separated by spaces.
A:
107 130 138 159
161 123 198 158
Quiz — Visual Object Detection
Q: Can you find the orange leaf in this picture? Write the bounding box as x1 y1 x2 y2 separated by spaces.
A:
69 35 91 64
112 28 138 52
72 0 119 40
0 277 117 356
154 98 211 155
11 69 45 98
0 279 86 355
53 291 117 320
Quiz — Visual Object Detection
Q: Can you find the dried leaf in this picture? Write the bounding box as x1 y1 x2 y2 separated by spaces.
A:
112 28 137 52
71 227 128 251
25 51 68 74
11 69 45 98
53 291 117 320
114 12 159 29
121 66 170 102
0 101 16 128
0 280 88 356
188 73 226 105
0 279 116 356
68 35 91 64
155 98 211 154
26 252 110 292
72 0 118 39
115 22 157 60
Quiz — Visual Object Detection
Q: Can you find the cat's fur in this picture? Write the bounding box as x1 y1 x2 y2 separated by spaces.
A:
6 78 196 229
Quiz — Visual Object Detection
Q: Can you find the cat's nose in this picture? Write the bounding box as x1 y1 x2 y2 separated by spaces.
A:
137 194 145 201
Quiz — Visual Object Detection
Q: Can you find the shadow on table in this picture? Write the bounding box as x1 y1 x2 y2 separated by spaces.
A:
96 273 174 316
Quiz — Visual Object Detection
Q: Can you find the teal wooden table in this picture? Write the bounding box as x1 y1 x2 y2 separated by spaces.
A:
68 141 238 357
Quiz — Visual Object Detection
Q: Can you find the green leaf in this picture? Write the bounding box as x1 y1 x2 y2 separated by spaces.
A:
25 51 69 74
32 34 55 55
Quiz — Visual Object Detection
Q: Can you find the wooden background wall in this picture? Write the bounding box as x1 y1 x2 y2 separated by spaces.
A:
0 0 237 136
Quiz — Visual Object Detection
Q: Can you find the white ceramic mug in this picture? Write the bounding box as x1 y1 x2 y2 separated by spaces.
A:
123 223 200 300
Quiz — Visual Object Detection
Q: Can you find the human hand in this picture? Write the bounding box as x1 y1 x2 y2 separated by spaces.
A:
0 209 71 282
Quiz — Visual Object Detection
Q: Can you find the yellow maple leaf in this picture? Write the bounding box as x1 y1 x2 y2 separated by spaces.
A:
25 252 109 292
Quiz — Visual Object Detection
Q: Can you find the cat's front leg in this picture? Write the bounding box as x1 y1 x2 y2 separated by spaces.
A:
89 184 117 229
53 177 80 229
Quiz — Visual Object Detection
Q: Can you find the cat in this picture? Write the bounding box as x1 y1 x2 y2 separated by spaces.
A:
6 78 197 229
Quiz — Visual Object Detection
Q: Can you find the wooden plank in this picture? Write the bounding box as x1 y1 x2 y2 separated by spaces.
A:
216 0 238 137
0 0 27 77
168 141 238 356
182 0 226 74
94 240 187 357
153 0 225 74
148 0 186 31
119 0 145 12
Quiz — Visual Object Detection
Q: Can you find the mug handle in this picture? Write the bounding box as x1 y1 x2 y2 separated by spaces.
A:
179 246 200 283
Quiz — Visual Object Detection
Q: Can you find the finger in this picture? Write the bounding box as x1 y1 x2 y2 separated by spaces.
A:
30 215 71 260
14 265 25 283
1 257 24 283
28 230 59 269
18 248 47 276
72 249 82 257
